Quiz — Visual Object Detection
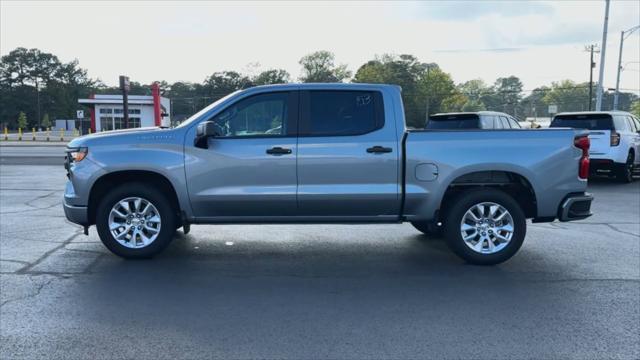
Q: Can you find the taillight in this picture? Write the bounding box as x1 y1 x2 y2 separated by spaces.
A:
574 135 590 179
610 132 620 146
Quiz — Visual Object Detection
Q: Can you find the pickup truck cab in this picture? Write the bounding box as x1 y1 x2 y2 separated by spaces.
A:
64 83 593 265
426 111 522 130
550 111 640 182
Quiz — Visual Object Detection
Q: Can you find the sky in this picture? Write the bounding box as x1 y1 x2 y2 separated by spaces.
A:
1 0 639 94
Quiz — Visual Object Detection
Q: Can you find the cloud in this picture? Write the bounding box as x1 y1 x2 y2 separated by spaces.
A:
414 1 554 21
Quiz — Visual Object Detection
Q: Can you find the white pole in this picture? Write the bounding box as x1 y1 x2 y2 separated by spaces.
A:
613 31 624 110
595 0 610 111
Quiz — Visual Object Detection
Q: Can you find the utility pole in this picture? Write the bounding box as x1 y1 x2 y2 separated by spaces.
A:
587 45 597 111
119 75 130 128
613 25 640 110
595 0 610 111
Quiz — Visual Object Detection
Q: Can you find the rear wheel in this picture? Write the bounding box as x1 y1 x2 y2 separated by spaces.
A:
96 183 177 259
616 152 634 183
443 188 526 265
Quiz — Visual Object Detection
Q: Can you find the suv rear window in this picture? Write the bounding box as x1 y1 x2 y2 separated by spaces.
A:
550 114 613 130
426 114 479 129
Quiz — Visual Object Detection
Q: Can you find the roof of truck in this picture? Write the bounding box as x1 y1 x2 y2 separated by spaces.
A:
554 111 633 116
430 111 512 117
250 83 402 91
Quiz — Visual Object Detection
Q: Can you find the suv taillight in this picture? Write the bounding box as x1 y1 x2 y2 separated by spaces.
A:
575 135 590 179
610 132 620 146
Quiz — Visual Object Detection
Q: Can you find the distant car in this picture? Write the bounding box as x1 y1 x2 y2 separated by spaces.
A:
550 111 640 182
426 111 522 130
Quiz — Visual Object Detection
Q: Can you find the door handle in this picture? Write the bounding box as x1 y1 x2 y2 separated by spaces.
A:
266 147 292 155
366 146 393 154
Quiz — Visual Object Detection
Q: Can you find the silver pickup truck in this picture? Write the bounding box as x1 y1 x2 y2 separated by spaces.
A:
64 83 593 265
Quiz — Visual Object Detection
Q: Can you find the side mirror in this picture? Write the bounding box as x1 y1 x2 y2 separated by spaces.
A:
194 121 223 148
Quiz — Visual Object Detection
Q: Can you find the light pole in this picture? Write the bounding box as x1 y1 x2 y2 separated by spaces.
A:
613 25 640 110
595 0 610 111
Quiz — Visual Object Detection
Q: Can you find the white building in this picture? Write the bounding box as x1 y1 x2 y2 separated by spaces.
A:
78 83 170 132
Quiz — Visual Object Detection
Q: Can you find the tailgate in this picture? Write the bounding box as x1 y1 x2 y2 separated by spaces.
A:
587 130 610 155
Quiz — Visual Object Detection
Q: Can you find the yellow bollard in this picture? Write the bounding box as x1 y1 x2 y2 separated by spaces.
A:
60 128 64 142
3 127 7 141
18 128 22 141
46 127 50 142
32 127 36 141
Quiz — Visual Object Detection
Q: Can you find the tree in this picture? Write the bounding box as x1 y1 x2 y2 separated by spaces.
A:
418 66 460 119
204 71 251 97
461 99 486 112
252 69 290 85
354 54 433 128
491 76 523 116
299 50 351 83
631 100 640 118
542 80 590 113
17 112 27 129
41 113 51 128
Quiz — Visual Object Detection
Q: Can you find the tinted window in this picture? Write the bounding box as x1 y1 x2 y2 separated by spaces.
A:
301 91 383 136
211 92 289 137
426 114 480 129
627 116 638 131
550 114 613 130
613 116 629 131
480 116 494 129
508 117 521 128
492 116 503 129
499 116 511 128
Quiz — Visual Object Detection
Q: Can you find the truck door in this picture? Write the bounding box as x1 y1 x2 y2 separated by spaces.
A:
296 90 400 218
184 91 298 218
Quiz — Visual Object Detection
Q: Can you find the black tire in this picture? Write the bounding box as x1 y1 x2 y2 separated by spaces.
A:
616 152 634 183
96 182 177 259
443 188 526 265
411 221 443 238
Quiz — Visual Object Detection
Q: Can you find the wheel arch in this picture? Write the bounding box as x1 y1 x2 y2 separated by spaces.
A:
437 170 538 220
88 170 183 226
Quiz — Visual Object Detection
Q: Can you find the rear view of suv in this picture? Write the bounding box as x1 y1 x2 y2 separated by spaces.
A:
426 111 522 130
550 111 640 182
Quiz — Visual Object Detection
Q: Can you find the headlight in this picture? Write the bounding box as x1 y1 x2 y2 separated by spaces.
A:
69 147 88 162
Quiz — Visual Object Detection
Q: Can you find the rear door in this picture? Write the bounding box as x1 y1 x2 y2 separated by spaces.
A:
296 90 400 218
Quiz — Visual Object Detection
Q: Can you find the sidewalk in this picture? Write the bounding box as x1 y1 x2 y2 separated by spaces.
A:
0 141 69 146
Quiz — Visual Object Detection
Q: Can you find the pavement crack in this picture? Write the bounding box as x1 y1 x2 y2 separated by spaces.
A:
0 275 56 308
16 229 85 274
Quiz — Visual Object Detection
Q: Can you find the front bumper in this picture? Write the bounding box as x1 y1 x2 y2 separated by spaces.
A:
558 192 593 222
63 201 88 225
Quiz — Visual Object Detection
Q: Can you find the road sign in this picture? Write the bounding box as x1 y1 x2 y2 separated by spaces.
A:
76 110 84 119
548 105 558 114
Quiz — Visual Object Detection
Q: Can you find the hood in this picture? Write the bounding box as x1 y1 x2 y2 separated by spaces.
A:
67 127 170 147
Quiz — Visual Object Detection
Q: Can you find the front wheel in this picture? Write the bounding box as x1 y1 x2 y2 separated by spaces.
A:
443 188 526 265
96 183 177 259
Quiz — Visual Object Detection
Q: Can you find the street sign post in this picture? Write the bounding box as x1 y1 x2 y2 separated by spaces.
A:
548 104 558 115
76 110 84 119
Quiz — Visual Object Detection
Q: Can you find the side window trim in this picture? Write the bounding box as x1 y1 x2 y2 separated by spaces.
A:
205 91 298 139
299 90 385 137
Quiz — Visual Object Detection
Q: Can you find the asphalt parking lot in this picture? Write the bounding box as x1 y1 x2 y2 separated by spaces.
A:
1 162 639 359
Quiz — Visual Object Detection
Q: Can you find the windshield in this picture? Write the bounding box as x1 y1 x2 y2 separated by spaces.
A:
426 114 479 129
175 91 241 128
550 115 613 130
